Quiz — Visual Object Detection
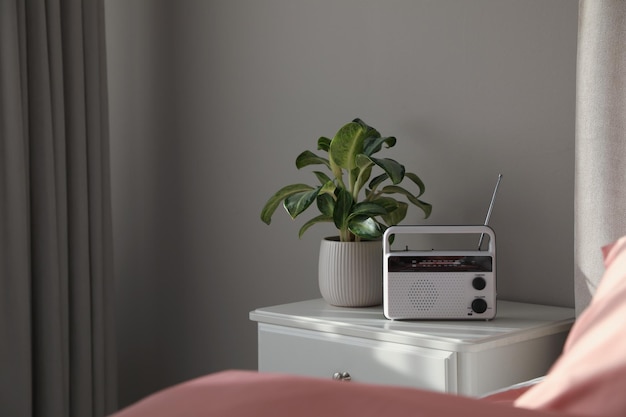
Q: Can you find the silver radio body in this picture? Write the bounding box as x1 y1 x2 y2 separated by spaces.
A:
383 225 496 320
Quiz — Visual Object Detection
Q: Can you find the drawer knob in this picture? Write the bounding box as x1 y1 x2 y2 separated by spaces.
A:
332 372 351 381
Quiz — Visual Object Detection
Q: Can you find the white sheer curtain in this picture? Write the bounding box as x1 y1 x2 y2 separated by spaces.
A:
0 1 116 416
576 0 626 314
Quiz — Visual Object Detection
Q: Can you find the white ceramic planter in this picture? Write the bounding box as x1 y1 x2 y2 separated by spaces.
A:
318 237 383 307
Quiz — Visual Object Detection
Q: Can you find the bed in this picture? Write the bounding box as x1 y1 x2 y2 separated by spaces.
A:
109 236 626 417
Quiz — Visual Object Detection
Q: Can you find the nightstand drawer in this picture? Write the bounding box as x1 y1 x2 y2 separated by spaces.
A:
258 323 457 393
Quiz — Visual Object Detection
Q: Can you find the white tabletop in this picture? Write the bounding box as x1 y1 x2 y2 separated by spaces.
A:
250 298 575 352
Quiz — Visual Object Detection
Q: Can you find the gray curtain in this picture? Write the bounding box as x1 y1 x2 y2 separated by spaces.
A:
0 1 116 416
576 0 626 314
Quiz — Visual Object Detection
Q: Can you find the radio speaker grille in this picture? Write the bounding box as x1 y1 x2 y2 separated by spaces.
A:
407 280 438 311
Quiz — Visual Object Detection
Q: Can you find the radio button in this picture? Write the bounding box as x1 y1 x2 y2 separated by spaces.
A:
471 298 488 314
472 277 487 291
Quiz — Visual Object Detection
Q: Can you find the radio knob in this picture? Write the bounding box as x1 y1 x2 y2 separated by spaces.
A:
471 298 488 314
472 277 487 290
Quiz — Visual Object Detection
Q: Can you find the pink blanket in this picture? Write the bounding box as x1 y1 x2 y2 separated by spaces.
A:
110 370 558 417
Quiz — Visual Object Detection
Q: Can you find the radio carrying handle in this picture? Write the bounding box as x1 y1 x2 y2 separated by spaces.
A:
383 225 496 255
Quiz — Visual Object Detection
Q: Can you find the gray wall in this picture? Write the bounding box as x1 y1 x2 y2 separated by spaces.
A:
105 0 578 408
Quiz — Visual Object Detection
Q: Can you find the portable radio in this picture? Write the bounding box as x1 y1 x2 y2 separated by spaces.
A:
383 225 496 320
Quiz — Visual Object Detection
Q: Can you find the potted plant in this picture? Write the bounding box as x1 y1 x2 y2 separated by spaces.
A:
261 118 432 306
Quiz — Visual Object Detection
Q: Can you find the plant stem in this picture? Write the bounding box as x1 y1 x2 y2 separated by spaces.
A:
339 228 356 242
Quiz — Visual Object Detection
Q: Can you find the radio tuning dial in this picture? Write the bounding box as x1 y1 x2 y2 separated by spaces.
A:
472 277 487 290
471 298 488 314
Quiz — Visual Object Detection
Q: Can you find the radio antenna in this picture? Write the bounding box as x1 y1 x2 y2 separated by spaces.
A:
478 174 502 250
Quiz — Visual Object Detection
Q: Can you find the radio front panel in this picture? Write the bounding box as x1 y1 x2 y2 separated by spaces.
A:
384 256 496 320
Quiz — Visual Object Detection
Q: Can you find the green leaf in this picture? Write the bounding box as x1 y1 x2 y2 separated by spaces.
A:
299 214 333 238
261 184 315 224
313 171 333 185
348 215 383 239
381 201 408 226
295 150 330 170
329 122 366 170
333 188 354 229
363 136 396 156
369 196 400 213
352 118 369 129
381 185 432 218
368 173 388 190
353 154 374 193
355 153 373 169
350 201 388 218
416 199 433 218
319 180 337 196
405 172 426 197
316 193 335 217
370 157 405 184
284 187 321 219
353 165 372 197
317 137 331 152
353 118 381 140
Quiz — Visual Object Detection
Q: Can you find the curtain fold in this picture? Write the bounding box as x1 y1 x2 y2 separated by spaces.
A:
575 0 626 314
0 1 116 416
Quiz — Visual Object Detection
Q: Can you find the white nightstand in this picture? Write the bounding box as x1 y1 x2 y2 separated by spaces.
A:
249 299 575 397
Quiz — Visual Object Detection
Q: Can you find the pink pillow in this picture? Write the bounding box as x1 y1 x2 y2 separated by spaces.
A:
514 236 626 416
